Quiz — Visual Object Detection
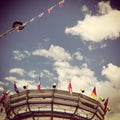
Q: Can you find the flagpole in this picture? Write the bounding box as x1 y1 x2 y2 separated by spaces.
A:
39 74 41 85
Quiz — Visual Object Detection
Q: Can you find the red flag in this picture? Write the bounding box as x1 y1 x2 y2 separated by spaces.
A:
59 0 64 8
37 76 41 91
0 92 6 102
68 81 72 94
37 82 40 91
104 97 109 112
14 82 19 93
48 5 56 14
91 87 97 100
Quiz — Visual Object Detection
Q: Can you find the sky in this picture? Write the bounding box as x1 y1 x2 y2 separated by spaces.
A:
0 0 120 119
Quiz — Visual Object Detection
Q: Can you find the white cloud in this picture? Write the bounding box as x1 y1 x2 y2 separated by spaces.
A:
0 81 6 86
32 49 49 57
106 113 120 120
9 68 40 79
65 1 120 42
0 81 8 91
43 69 53 76
13 50 30 61
9 68 25 76
102 63 120 89
4 76 37 90
54 62 97 94
88 43 107 51
88 44 96 51
0 86 4 91
28 70 39 79
41 69 55 81
32 45 72 61
4 76 17 82
15 79 37 90
73 51 83 60
81 5 90 14
98 1 112 15
54 61 71 68
100 43 107 48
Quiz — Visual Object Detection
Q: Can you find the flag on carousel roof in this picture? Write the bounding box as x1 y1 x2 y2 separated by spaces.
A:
14 82 19 93
37 82 40 91
91 87 97 100
37 76 41 91
104 97 109 112
68 81 72 94
0 92 6 103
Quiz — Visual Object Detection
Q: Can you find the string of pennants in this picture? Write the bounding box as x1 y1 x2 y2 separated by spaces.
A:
0 0 65 38
0 80 111 113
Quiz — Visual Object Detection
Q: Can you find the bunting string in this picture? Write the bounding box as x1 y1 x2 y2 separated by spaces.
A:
0 0 65 38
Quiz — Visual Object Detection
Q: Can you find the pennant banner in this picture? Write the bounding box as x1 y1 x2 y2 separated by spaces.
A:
0 0 65 38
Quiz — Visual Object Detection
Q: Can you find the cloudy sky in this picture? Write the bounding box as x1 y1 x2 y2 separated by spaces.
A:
0 0 120 119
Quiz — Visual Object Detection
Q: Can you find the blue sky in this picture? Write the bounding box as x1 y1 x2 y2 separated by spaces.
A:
0 0 120 119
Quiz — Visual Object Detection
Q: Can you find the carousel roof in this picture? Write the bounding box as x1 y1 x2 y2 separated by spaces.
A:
5 89 105 120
